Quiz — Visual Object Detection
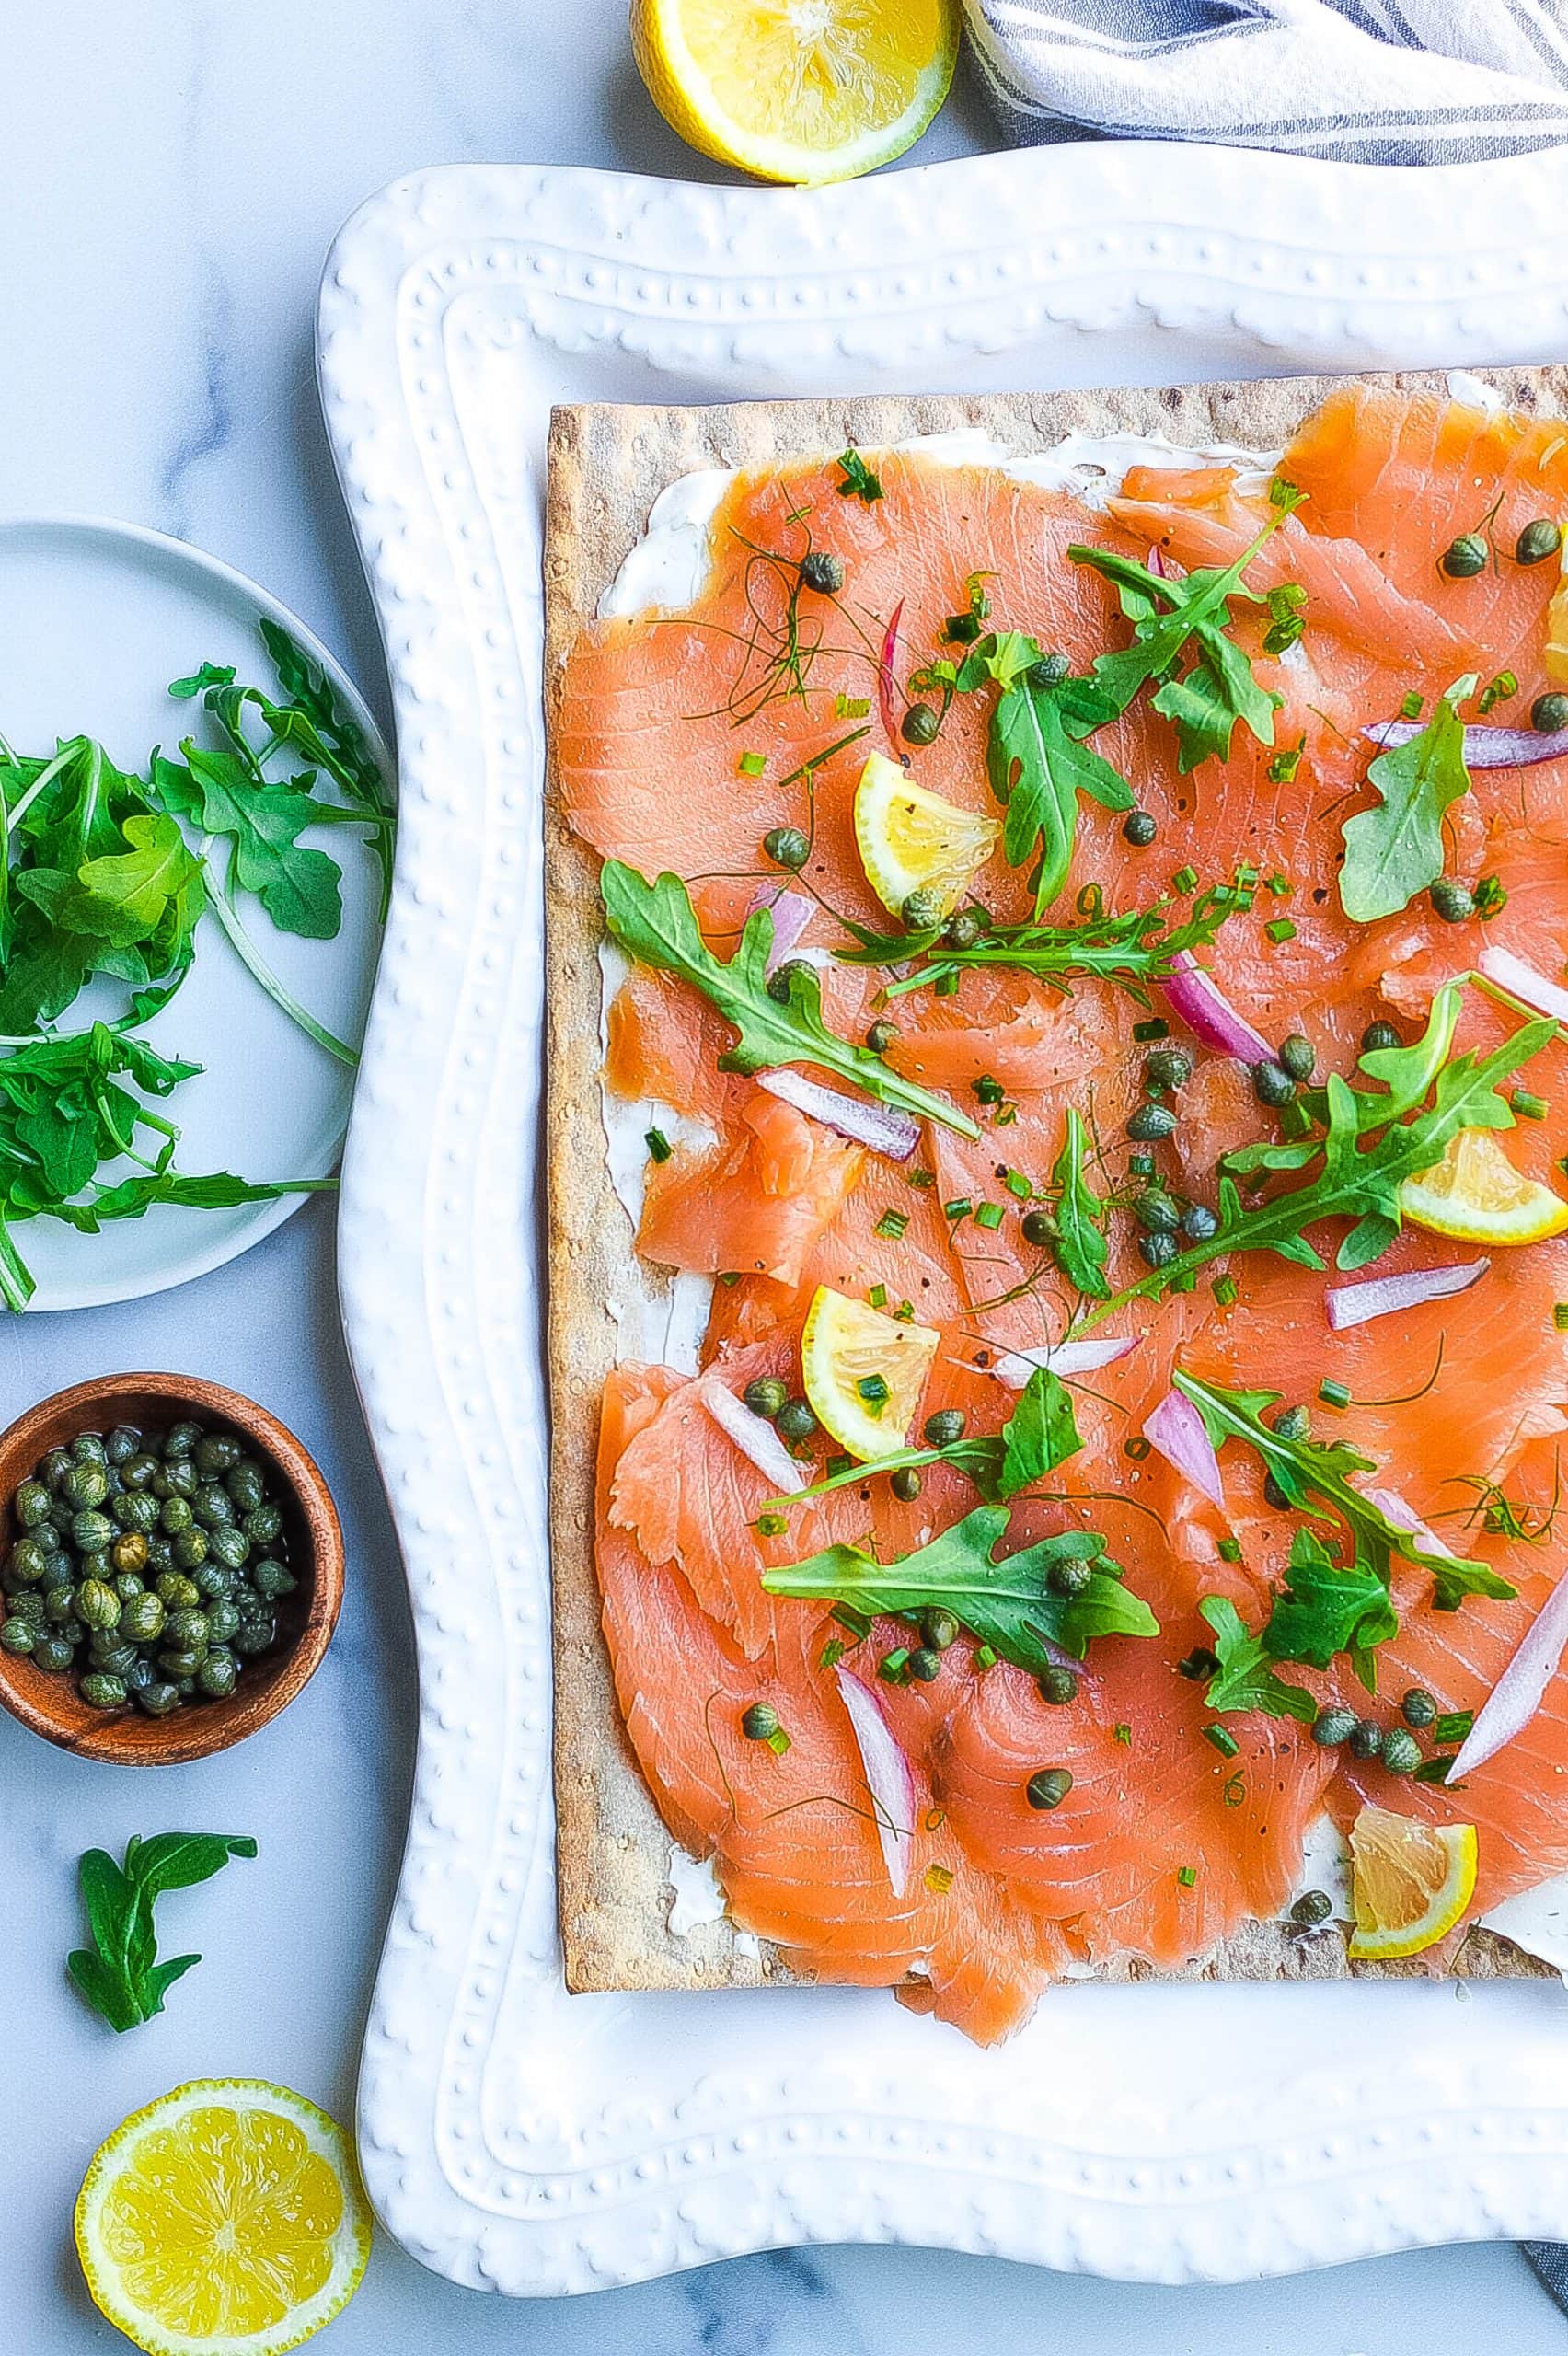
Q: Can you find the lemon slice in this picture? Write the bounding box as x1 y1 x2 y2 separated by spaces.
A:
1398 1124 1568 1244
75 2080 372 2356
630 0 960 187
1347 1806 1478 1960
801 1282 940 1458
853 751 1002 920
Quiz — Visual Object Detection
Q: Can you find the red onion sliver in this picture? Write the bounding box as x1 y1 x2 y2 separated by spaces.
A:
1366 718 1568 770
1144 1389 1225 1509
835 1665 915 1896
746 885 815 974
878 599 905 750
1159 949 1273 1064
1361 1484 1455 1560
1450 1569 1568 1780
992 1335 1141 1390
1480 943 1568 1027
754 1067 919 1161
1325 1257 1489 1331
700 1382 811 1496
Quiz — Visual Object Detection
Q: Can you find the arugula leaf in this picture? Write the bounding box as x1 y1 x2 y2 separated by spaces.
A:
158 745 342 940
600 862 978 1139
987 671 1135 912
869 889 1241 1002
30 814 206 949
764 1503 1159 1672
1262 1525 1400 1685
1050 1107 1110 1299
1341 676 1475 923
1200 1596 1316 1723
836 449 883 503
767 1365 1083 1510
66 1832 256 2032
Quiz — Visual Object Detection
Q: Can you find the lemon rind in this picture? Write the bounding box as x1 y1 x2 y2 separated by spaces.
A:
801 1284 940 1461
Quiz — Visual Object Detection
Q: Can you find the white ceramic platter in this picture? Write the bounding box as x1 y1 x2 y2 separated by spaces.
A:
319 144 1568 2295
0 515 390 1310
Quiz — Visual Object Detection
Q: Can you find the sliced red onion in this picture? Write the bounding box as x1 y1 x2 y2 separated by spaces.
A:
1480 944 1568 1027
1326 1257 1489 1331
1361 1484 1455 1560
755 1067 919 1161
878 599 904 749
699 1381 810 1496
747 885 814 973
992 1335 1141 1389
1450 1570 1568 1779
1366 718 1568 769
835 1665 915 1896
1159 949 1273 1063
1144 1388 1225 1509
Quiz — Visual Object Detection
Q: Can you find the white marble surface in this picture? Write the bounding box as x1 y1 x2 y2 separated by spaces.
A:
3 3 1566 2347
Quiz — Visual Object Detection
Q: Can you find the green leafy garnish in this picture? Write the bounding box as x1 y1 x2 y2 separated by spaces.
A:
1199 1596 1316 1723
600 861 978 1139
767 1365 1081 1510
1340 675 1474 923
67 1832 257 2033
836 449 883 504
853 886 1241 1004
764 1503 1159 1673
1262 1524 1400 1687
1050 1107 1110 1300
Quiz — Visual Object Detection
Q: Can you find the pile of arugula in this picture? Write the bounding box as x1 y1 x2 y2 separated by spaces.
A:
0 625 391 1306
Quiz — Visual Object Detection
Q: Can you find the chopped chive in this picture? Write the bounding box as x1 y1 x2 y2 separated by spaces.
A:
874 1207 910 1240
1265 917 1297 944
1267 739 1304 784
1400 690 1424 720
1512 1089 1549 1120
645 1126 672 1163
1555 1305 1568 1332
1113 1723 1133 1747
944 1196 973 1221
737 749 767 778
1130 1151 1157 1179
825 1453 854 1479
924 1862 954 1894
1004 1168 1033 1200
1264 871 1292 897
974 1645 997 1669
1216 1536 1242 1564
765 1727 792 1756
1171 865 1198 895
1479 670 1518 714
833 1602 872 1639
994 1103 1017 1126
1222 1773 1246 1808
933 969 961 998
1133 1017 1170 1043
1170 1269 1197 1294
1124 1436 1150 1461
1435 1709 1474 1745
1212 1275 1238 1308
857 1374 890 1408
1204 1724 1240 1759
973 1074 1005 1104
834 694 870 720
869 1282 888 1310
974 1201 1004 1230
819 1636 847 1669
905 1167 935 1188
755 1512 787 1537
1177 1865 1197 1888
878 1647 910 1684
1473 874 1507 918
1414 1753 1458 1784
718 1271 742 1288
893 1299 915 1322
1319 1377 1353 1410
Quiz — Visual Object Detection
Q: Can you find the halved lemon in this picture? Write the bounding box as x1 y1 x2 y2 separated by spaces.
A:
1398 1124 1568 1244
853 751 1002 920
1346 1806 1478 1960
630 0 961 188
801 1282 940 1459
75 2080 372 2356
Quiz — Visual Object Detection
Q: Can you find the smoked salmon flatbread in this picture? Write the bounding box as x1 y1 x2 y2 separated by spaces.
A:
546 372 1568 2032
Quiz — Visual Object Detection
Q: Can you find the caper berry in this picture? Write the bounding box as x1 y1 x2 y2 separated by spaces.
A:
1401 1687 1438 1730
33 1636 75 1673
1360 1020 1401 1054
922 1609 960 1651
249 1560 296 1600
1429 878 1474 923
865 1019 896 1054
80 1672 128 1711
135 1680 181 1716
1025 1767 1073 1811
1517 518 1562 566
901 702 940 747
62 1461 109 1511
1126 1102 1177 1142
1123 809 1158 847
196 1651 239 1699
1278 1034 1316 1083
1138 1231 1179 1270
156 1572 201 1611
1291 1888 1334 1926
1134 1188 1182 1234
923 1409 966 1448
1144 1046 1193 1092
0 1617 37 1655
798 549 845 595
1037 1665 1079 1705
1048 1556 1093 1600
1251 1058 1297 1109
743 1377 790 1421
741 1703 779 1741
901 886 945 930
1381 1727 1422 1776
1532 691 1568 734
121 1452 159 1491
907 1646 942 1683
233 1616 278 1657
1020 1209 1056 1247
775 1398 817 1444
77 1579 120 1633
1311 1705 1358 1749
1348 1717 1384 1761
242 1505 282 1550
121 1593 166 1643
159 1496 194 1535
938 907 983 954
890 1467 922 1503
763 825 811 872
14 1480 51 1530
1026 651 1070 691
1439 532 1488 579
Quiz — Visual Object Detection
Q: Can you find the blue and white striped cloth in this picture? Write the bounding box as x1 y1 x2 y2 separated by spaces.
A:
964 0 1568 161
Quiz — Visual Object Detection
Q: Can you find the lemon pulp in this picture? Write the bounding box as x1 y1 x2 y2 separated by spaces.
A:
1346 1807 1479 1960
1398 1124 1568 1244
801 1282 940 1458
853 750 1002 919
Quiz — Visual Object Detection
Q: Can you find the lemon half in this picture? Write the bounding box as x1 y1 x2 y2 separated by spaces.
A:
1347 1806 1479 1960
801 1282 940 1459
75 2080 372 2356
853 750 1002 920
630 0 961 187
1398 1125 1568 1245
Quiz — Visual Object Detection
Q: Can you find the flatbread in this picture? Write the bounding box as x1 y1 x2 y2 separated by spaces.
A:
544 369 1565 1996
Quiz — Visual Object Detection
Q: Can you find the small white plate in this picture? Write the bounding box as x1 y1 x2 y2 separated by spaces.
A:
0 514 391 1311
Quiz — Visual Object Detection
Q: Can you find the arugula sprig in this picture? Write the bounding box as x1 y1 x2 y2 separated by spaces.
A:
838 887 1241 1004
1340 674 1474 923
1198 1597 1315 1723
766 1364 1081 1510
764 1503 1159 1673
68 1832 257 2033
600 862 979 1139
1079 981 1554 1319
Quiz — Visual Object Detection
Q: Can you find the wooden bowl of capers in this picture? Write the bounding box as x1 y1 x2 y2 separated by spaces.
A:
0 1373 343 1764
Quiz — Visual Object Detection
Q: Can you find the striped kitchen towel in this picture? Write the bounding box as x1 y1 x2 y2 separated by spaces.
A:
964 0 1568 161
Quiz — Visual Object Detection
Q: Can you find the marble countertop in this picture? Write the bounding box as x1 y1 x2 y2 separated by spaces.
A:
4 4 1565 2347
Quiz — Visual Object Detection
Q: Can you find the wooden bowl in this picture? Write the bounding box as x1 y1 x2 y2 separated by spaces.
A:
0 1373 343 1765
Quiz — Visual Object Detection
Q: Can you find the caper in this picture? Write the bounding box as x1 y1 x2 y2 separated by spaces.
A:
71 1432 108 1465
900 886 945 930
121 1592 166 1643
798 549 845 595
124 1657 155 1693
6 1537 47 1586
192 1483 235 1529
901 702 940 747
1177 1647 1221 1682
112 1570 145 1606
741 1703 779 1741
743 1376 790 1421
1134 1188 1182 1234
1348 1717 1384 1761
111 1533 149 1578
1381 1727 1422 1775
144 1536 174 1576
162 1419 201 1460
1251 1058 1297 1109
1047 1557 1093 1600
1532 691 1568 734
14 1480 52 1530
1291 1888 1334 1926
1401 1687 1438 1730
249 1560 296 1600
1143 1046 1193 1092
890 1467 922 1503
154 1459 197 1499
1037 1665 1079 1705
193 1561 236 1600
1273 1404 1311 1443
1262 1473 1291 1510
921 1610 960 1652
42 1584 77 1623
1126 1103 1177 1142
90 1637 137 1674
923 1409 966 1448
172 1527 210 1571
762 825 811 872
156 1572 201 1611
1311 1705 1358 1749
224 1459 265 1507
1025 1767 1073 1810
905 1646 940 1684
1138 1231 1179 1270
135 1680 181 1716
196 1650 239 1699
1360 1020 1401 1054
1278 1034 1316 1083
1429 878 1474 923
941 907 986 953
775 1397 816 1444
1123 809 1158 847
159 1496 194 1535
766 957 813 1006
1026 651 1070 691
112 1489 159 1534
103 1425 140 1468
81 1550 112 1584
61 1461 109 1511
1020 1209 1056 1247
157 1648 205 1680
234 1615 277 1657
165 1608 211 1650
865 1019 896 1054
33 1635 75 1673
1439 532 1488 579
1516 518 1562 566
77 1579 120 1633
121 1451 159 1491
242 1505 282 1550
39 1449 74 1491
1181 1203 1219 1242
193 1433 241 1477
205 1600 242 1644
0 1617 37 1655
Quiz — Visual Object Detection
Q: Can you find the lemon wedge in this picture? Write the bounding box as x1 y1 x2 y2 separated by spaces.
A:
1398 1124 1568 1245
75 2080 372 2356
1347 1806 1478 1960
630 0 960 187
853 750 1002 921
801 1283 940 1459
1544 536 1568 683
